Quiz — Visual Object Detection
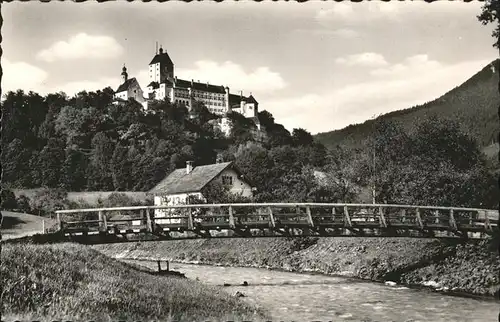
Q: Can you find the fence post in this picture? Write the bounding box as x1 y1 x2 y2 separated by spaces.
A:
268 206 275 228
401 209 406 224
332 207 336 223
42 219 45 234
228 206 235 229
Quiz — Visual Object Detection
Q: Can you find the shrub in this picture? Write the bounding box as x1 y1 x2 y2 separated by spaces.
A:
15 195 31 213
29 188 70 217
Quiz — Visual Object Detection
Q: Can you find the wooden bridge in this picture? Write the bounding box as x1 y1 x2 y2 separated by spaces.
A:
53 203 499 243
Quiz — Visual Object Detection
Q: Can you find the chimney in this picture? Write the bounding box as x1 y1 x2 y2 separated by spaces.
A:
216 153 224 164
186 161 193 174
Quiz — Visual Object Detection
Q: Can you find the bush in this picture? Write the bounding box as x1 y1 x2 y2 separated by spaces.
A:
15 195 31 213
30 188 70 217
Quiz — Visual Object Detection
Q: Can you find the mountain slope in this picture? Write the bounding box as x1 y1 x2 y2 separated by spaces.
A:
315 59 500 151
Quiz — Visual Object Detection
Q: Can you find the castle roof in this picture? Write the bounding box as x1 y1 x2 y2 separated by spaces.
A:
147 81 159 89
174 78 226 94
115 77 138 93
149 52 174 66
246 95 258 104
150 161 250 195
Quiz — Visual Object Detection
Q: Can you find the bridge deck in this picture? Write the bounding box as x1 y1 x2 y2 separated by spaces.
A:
54 203 498 243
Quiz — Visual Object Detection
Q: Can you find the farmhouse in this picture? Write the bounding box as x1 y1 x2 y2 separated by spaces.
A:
149 161 254 223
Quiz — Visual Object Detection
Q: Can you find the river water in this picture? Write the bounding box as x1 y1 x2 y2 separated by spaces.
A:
127 260 498 322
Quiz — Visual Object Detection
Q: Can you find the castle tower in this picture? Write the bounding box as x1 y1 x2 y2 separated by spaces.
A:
121 64 128 83
149 44 174 84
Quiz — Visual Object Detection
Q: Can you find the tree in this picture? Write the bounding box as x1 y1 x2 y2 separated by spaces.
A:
478 0 500 49
87 132 115 190
349 118 498 208
35 138 66 188
30 188 69 217
292 128 314 147
1 189 18 210
61 149 88 191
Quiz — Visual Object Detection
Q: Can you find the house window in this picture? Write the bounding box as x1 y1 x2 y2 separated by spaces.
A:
222 175 233 186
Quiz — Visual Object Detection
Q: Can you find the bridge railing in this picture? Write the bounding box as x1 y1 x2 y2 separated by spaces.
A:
54 203 499 238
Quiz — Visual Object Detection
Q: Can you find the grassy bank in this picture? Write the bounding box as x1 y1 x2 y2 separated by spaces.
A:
1 243 267 321
94 237 500 297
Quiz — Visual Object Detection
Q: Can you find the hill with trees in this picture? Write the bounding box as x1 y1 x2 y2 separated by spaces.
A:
314 59 500 155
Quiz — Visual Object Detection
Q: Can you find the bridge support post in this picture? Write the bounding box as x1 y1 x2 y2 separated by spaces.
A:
57 213 63 231
187 207 194 230
379 206 387 228
146 208 153 233
449 209 457 231
344 206 352 235
228 206 235 229
268 207 275 228
416 208 424 229
306 206 314 227
98 211 106 232
483 211 491 232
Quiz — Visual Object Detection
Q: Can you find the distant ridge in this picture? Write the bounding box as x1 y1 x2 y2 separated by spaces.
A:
315 59 500 151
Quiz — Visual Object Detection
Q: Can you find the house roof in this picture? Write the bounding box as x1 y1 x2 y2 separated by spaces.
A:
150 161 242 195
149 52 174 66
174 78 226 94
115 77 138 93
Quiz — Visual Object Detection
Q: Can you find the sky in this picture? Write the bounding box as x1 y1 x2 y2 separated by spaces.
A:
2 1 498 134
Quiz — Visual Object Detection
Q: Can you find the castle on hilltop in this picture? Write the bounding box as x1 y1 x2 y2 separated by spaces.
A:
113 45 261 135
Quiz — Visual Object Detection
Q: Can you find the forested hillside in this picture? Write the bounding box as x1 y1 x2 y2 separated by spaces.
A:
315 59 500 152
1 89 329 202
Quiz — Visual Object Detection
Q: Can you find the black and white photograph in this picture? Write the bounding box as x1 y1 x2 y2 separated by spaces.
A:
1 1 499 321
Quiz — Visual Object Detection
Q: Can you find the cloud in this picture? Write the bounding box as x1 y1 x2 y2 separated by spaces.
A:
335 52 388 68
265 57 491 134
315 1 480 29
2 59 48 94
316 2 400 26
295 28 360 39
329 28 360 39
37 33 123 62
176 61 287 94
370 54 441 77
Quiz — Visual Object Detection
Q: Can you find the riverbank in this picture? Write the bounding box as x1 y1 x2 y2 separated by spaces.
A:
1 242 267 321
94 237 500 298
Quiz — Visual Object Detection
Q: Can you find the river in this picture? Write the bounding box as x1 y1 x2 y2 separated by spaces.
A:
126 260 498 322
